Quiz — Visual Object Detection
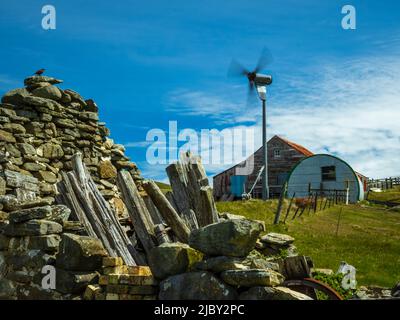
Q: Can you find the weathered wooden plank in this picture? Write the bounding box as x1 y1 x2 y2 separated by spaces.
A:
57 153 140 266
142 180 190 243
143 195 164 225
283 256 312 279
117 170 156 255
166 163 199 230
166 152 218 228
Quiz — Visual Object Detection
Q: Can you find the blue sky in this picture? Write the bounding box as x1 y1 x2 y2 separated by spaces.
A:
1 0 399 182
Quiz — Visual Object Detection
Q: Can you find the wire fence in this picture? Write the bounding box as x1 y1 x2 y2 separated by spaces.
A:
368 177 400 190
277 188 348 224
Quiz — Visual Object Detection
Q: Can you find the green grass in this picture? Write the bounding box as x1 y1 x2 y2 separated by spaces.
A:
366 186 400 204
216 199 400 287
155 181 172 194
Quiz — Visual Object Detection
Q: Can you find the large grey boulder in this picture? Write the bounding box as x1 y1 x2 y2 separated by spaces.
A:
148 242 203 279
56 233 107 271
239 286 313 300
4 219 62 236
31 85 62 101
220 269 284 287
1 88 30 105
189 219 263 257
159 271 237 300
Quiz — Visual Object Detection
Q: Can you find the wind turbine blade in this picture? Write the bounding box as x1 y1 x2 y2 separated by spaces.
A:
254 47 274 73
246 81 257 107
227 59 249 77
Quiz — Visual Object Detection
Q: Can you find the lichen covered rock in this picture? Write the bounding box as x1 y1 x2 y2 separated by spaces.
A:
159 271 237 300
56 233 107 271
148 242 203 279
189 218 263 257
220 269 284 287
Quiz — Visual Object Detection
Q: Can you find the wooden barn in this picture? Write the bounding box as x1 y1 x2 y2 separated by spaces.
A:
213 135 314 200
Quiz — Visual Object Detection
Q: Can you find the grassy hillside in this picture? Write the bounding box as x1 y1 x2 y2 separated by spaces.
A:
367 186 400 204
216 199 400 287
155 181 172 194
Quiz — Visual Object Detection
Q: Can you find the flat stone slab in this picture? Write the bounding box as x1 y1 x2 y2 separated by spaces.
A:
260 233 295 246
2 170 39 192
220 269 284 287
195 256 249 273
239 286 313 300
4 219 62 236
8 206 52 223
24 76 63 86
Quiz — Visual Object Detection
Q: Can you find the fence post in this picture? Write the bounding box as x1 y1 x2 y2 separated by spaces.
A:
314 193 318 213
274 182 288 225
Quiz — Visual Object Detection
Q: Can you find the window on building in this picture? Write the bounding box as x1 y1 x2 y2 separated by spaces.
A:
273 149 281 158
321 166 336 181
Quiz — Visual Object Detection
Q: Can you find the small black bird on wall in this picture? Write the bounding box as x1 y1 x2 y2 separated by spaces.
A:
34 68 45 75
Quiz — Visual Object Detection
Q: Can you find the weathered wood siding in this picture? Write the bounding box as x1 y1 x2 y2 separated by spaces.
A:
213 136 309 199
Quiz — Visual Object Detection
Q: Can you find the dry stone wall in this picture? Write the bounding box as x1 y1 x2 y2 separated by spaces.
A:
0 74 141 215
0 75 144 299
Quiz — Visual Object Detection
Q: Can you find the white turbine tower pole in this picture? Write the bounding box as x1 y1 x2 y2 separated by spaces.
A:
256 85 269 200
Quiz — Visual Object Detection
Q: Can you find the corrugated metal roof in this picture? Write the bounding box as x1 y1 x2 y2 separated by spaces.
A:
213 135 314 178
275 135 314 157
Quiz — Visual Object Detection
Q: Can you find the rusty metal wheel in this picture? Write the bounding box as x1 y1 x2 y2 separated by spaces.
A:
283 278 344 300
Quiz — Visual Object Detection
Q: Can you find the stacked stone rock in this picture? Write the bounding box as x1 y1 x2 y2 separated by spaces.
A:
54 233 107 297
0 194 68 299
0 74 141 216
0 74 145 299
0 190 111 300
148 218 312 300
83 257 158 300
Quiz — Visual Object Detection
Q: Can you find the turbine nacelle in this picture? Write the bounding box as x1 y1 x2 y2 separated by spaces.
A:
247 72 272 86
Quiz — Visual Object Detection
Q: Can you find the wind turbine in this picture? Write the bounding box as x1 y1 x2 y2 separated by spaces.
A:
228 48 273 200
